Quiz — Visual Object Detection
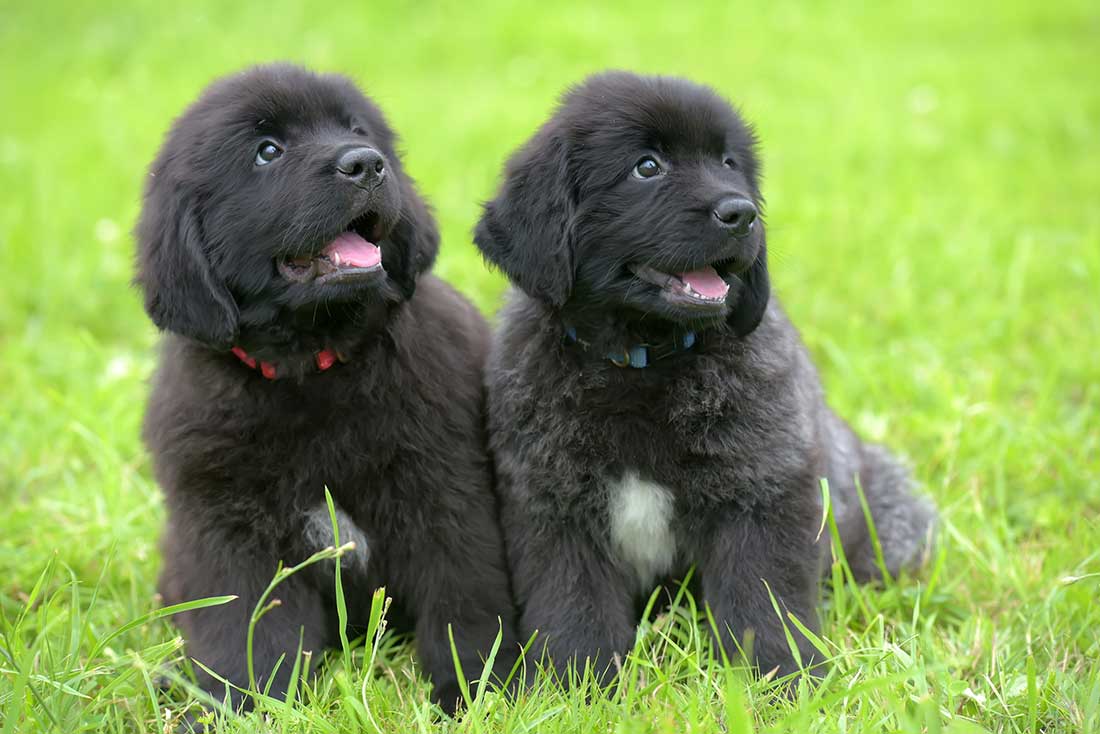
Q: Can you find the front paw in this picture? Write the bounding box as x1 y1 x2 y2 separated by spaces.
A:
432 677 464 717
754 647 826 697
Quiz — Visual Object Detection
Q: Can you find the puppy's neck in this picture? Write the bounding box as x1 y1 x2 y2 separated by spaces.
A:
226 299 398 379
560 304 722 347
557 308 713 370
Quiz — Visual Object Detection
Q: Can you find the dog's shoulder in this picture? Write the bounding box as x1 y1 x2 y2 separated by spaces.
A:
144 332 245 400
487 288 558 369
407 273 487 333
140 334 267 497
682 298 822 426
393 273 490 370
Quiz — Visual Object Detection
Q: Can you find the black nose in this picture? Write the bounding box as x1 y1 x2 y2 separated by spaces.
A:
713 197 757 237
336 147 386 186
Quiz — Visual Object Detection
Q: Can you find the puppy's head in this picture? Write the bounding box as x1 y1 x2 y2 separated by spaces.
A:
136 64 438 348
476 71 768 336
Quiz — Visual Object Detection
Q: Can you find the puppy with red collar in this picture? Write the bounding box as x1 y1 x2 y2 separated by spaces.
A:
136 64 517 713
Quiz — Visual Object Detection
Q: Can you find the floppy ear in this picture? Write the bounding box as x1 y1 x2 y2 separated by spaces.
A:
728 244 770 337
385 171 440 299
135 187 238 348
474 129 575 306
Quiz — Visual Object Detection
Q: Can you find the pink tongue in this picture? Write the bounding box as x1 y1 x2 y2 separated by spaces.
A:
678 266 729 299
323 231 381 268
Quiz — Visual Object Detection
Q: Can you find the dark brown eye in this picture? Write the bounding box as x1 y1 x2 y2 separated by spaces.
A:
351 125 367 136
632 156 662 179
724 157 737 169
255 141 283 166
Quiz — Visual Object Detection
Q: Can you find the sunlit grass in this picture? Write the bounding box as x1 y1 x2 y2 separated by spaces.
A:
1 0 1098 731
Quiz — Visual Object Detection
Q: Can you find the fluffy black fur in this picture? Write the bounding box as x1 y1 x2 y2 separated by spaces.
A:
135 64 517 714
475 71 936 684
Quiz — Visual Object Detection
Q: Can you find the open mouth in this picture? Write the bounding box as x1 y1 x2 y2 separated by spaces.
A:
628 261 732 308
277 212 386 284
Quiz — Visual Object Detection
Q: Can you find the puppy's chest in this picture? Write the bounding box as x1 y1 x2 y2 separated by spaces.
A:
605 472 680 588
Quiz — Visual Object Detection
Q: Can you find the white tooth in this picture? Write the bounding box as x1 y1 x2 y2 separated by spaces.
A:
332 252 342 267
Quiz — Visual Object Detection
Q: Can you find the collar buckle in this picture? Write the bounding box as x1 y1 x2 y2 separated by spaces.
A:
563 323 694 369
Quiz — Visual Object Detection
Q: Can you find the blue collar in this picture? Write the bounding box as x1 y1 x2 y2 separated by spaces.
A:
563 324 697 369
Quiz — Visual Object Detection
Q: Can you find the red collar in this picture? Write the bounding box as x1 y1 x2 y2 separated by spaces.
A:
231 346 338 380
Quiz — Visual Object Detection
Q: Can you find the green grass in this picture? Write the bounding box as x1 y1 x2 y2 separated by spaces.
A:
2 0 1098 731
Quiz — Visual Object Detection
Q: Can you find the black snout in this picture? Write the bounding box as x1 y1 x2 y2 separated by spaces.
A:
713 197 757 237
336 147 386 187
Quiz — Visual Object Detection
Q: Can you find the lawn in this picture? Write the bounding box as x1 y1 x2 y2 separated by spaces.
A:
1 0 1098 732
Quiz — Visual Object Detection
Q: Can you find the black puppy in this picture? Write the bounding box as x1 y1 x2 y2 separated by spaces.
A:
135 64 517 713
475 71 936 684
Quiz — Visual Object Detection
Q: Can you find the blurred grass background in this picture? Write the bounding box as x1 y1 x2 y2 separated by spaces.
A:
1 0 1098 732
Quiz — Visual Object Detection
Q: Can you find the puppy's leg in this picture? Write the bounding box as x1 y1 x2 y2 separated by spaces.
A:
818 412 936 582
394 514 520 715
699 511 822 682
160 526 331 711
412 595 516 715
511 525 637 689
845 443 937 582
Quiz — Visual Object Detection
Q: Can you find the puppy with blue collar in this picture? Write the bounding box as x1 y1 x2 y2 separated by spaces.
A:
475 71 937 686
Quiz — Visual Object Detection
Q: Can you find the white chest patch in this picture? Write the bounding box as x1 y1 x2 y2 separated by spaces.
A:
608 472 678 588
